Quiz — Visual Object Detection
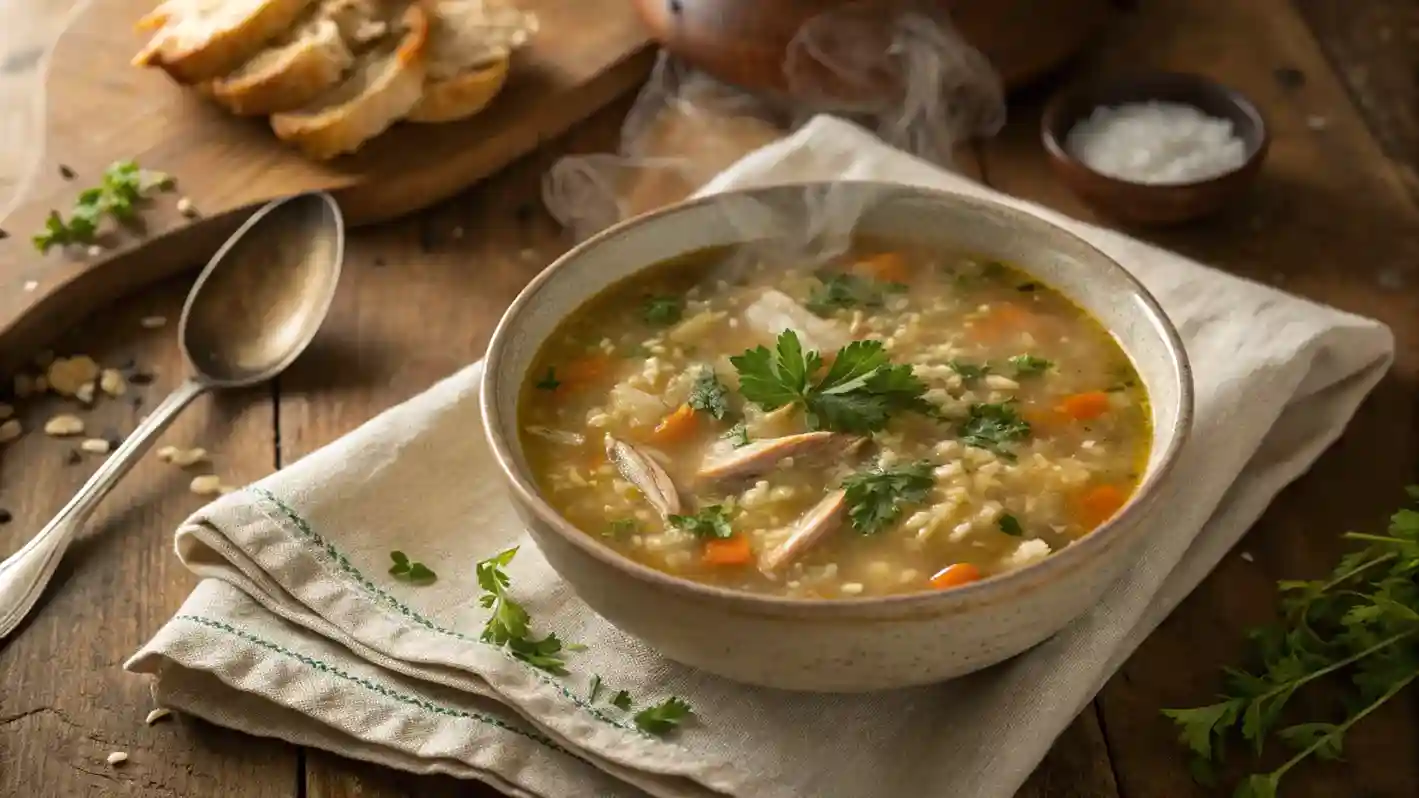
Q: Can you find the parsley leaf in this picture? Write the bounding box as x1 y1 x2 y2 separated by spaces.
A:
634 697 695 736
687 368 731 420
804 272 904 316
34 160 174 252
1008 354 1053 377
604 518 637 537
949 360 990 382
723 421 751 448
1161 486 1419 796
998 514 1023 536
958 402 1031 455
388 551 437 584
535 367 561 391
611 690 633 710
668 505 733 539
730 331 932 434
840 461 934 535
642 296 684 326
476 546 575 674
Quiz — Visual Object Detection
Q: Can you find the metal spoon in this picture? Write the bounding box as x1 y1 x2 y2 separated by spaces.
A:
0 191 344 640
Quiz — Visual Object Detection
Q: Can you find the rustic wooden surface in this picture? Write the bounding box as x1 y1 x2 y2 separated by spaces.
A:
0 0 654 377
2 0 1418 796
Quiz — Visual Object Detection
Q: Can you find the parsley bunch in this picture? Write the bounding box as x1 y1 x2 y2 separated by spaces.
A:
476 547 578 674
1162 487 1419 797
730 331 933 434
34 160 174 252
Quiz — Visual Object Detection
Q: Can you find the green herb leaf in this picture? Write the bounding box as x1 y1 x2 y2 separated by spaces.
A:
611 690 633 710
804 272 904 316
723 421 751 448
388 551 436 584
1008 354 1053 377
688 368 731 420
604 518 637 538
840 461 934 535
34 160 174 252
641 296 684 326
633 697 695 735
998 514 1023 536
1276 723 1345 762
668 505 733 539
475 546 574 673
730 331 818 411
948 360 990 382
390 550 409 566
535 367 561 391
958 402 1031 455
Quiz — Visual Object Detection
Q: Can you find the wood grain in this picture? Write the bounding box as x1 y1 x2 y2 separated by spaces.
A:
0 0 654 378
977 0 1419 795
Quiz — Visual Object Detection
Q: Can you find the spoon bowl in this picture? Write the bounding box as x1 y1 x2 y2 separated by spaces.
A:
181 192 345 386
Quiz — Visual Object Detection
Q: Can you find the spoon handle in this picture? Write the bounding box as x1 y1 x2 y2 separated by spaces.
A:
0 378 208 640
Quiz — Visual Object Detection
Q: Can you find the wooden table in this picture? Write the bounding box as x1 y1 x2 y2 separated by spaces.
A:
3 0 1417 795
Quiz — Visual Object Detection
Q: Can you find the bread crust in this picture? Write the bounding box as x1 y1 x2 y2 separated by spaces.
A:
207 16 353 115
133 0 315 84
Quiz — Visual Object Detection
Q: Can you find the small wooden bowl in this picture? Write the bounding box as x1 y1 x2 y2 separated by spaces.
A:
1041 72 1270 225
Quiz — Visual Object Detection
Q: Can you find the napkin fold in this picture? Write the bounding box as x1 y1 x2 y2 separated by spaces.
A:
126 116 1394 798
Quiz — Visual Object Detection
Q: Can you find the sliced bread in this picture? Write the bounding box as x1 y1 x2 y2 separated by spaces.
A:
269 2 430 159
207 15 353 115
133 0 315 83
406 0 535 123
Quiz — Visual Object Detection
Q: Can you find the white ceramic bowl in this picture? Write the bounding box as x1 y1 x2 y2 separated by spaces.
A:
482 181 1193 692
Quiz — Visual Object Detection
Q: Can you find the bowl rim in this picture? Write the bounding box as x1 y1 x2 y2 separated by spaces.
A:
1040 70 1272 191
481 180 1195 615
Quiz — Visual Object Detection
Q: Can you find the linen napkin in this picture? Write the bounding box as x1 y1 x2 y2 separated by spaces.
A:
125 115 1395 798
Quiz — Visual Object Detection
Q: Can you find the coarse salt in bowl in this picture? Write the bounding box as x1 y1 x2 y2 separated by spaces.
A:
1063 101 1249 185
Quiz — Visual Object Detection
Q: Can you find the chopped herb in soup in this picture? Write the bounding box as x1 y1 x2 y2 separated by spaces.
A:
519 241 1151 599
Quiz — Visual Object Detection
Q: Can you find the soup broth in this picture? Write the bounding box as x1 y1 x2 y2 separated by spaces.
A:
519 240 1150 599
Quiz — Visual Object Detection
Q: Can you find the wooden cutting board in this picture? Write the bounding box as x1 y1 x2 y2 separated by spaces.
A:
0 0 654 375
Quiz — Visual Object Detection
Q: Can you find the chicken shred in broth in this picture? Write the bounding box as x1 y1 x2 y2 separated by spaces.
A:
519 240 1151 599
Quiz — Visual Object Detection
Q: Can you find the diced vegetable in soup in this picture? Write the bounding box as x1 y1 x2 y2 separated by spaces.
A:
519 240 1151 599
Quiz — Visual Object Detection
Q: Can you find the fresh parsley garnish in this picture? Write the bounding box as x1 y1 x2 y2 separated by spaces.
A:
633 697 695 736
958 402 1031 456
687 367 731 420
604 518 637 537
641 296 684 326
723 421 751 448
476 546 574 674
998 514 1023 536
611 690 633 710
730 331 933 434
840 461 934 535
804 271 904 316
34 160 174 252
1162 486 1419 797
535 367 561 391
949 360 990 382
588 674 603 703
1008 355 1053 377
388 551 437 584
668 505 733 539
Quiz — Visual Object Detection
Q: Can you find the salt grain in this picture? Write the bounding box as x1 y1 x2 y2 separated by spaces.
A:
1064 101 1248 185
106 751 128 766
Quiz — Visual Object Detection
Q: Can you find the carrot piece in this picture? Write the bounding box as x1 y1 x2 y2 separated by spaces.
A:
702 535 752 566
1023 406 1066 433
1057 391 1112 421
929 562 982 590
1073 484 1128 529
651 403 698 444
558 353 612 390
854 252 911 284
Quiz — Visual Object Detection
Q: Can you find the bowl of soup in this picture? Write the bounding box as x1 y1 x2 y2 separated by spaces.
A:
481 181 1192 692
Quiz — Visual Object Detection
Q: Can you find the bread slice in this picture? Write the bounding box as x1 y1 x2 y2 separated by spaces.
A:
133 0 315 84
207 15 353 115
269 2 429 159
406 0 535 123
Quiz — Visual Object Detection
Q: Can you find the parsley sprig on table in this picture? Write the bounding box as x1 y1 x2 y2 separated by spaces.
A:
840 461 935 535
476 547 576 674
34 160 175 252
1162 486 1419 798
730 331 933 434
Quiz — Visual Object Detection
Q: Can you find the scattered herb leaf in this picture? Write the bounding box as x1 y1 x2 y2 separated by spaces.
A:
641 296 684 326
476 546 573 673
535 367 561 391
730 331 933 434
723 421 751 448
688 368 731 420
634 697 695 736
388 551 437 584
34 160 174 252
949 360 990 382
1008 354 1053 377
998 514 1024 536
668 504 733 539
958 402 1031 456
1162 486 1419 797
611 690 633 710
841 461 934 535
804 271 904 316
604 518 637 538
